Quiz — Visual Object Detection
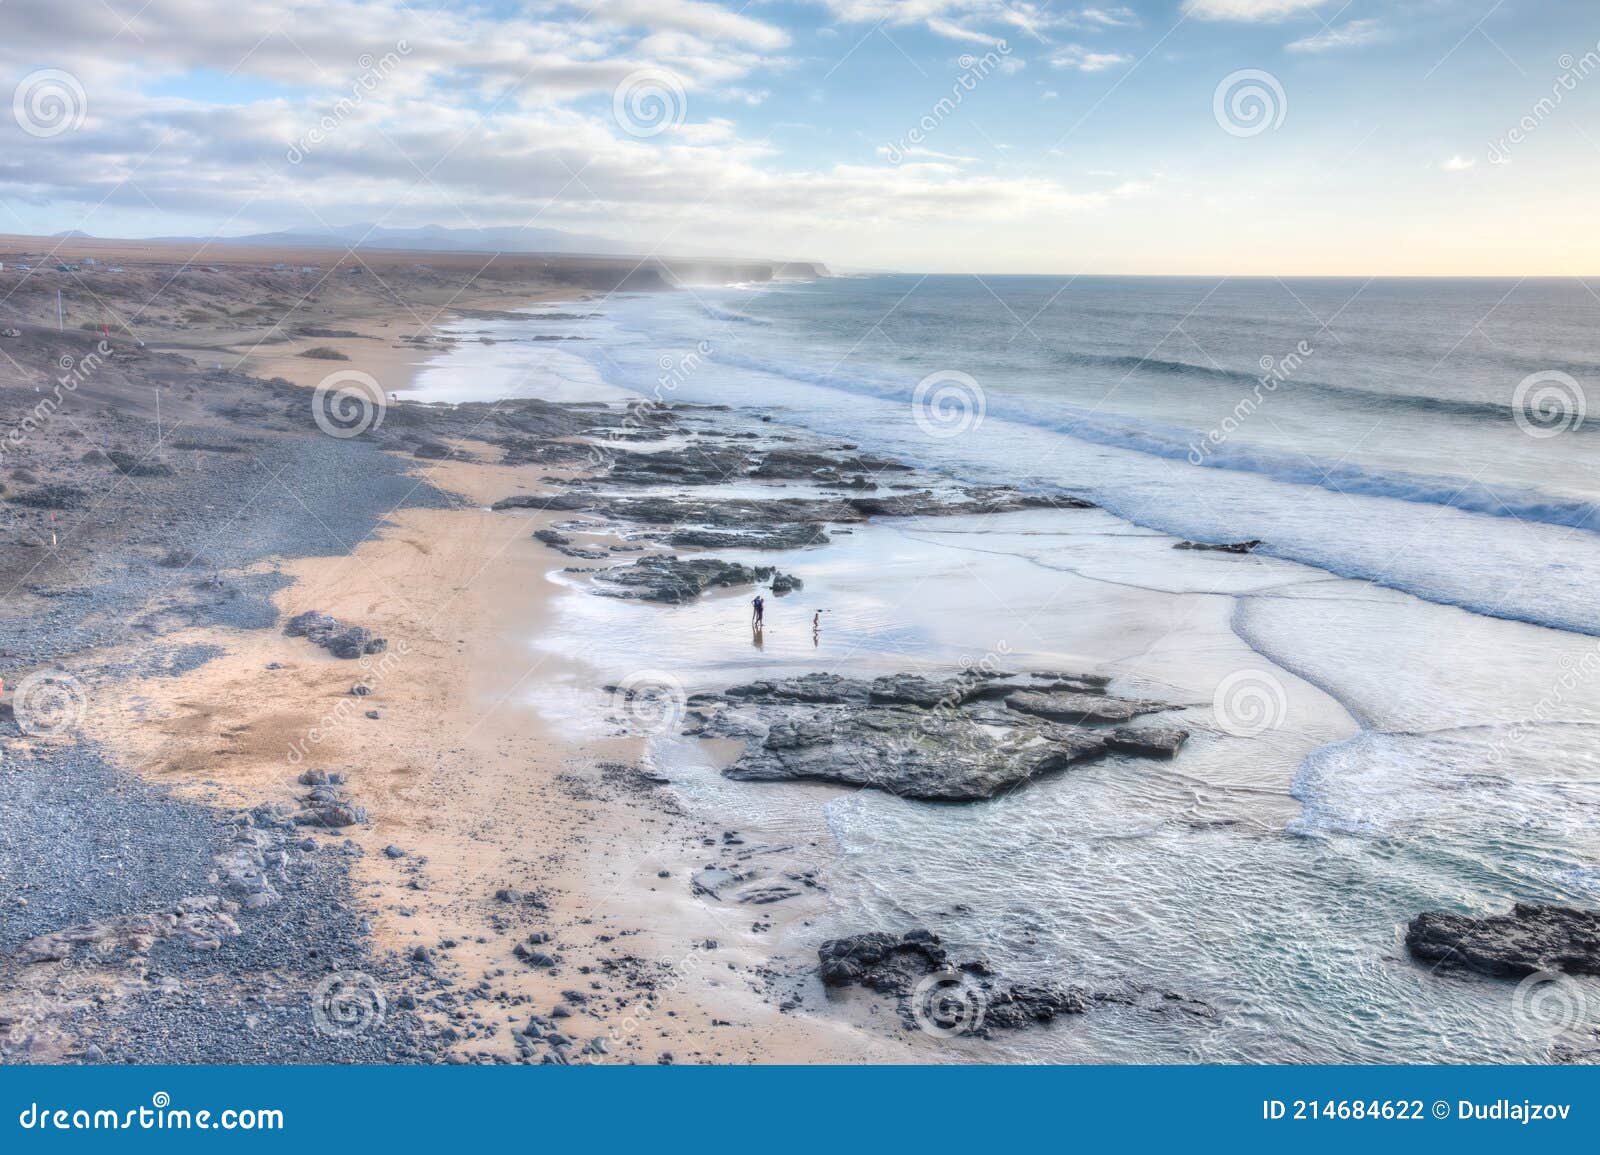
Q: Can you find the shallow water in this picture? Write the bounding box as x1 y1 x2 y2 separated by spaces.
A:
418 280 1600 1062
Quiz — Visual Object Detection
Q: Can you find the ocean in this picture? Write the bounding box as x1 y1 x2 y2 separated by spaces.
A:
419 275 1600 1062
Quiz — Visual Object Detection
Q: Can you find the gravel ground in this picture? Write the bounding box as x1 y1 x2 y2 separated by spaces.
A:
0 357 456 1063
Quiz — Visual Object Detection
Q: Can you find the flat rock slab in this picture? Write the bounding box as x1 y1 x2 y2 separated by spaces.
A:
1406 904 1600 978
1105 724 1190 759
1006 688 1166 724
590 554 797 605
723 705 1109 801
702 669 1184 802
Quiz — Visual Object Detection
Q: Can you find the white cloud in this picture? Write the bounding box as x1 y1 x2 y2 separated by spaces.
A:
1287 19 1383 53
1182 0 1328 21
811 0 1064 43
0 0 1139 261
1442 155 1475 172
1050 45 1134 72
1072 6 1139 27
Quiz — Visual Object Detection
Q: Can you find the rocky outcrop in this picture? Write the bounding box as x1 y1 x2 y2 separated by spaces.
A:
1405 904 1600 978
818 929 953 992
700 669 1185 801
666 524 829 551
589 555 799 605
1005 688 1167 724
723 706 1108 801
13 896 242 965
283 610 388 659
1105 724 1190 759
817 928 1208 1036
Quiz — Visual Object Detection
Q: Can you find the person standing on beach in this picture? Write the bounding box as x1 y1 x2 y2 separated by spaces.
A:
751 594 765 628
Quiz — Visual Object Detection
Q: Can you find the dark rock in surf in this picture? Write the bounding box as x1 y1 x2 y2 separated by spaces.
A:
1405 904 1600 978
1105 724 1190 759
1174 539 1262 554
590 554 781 604
723 704 1109 801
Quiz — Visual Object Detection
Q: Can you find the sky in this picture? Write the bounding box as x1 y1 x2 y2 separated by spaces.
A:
2 0 1599 274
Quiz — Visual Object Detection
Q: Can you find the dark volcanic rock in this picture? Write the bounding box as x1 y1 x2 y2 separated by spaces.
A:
816 928 1160 1036
818 929 948 992
868 673 981 709
1005 688 1167 724
667 524 829 551
724 704 1108 801
284 610 388 659
9 483 89 510
1105 724 1190 759
605 446 752 485
107 450 175 477
1405 904 1600 978
752 449 911 480
411 439 452 460
591 554 781 604
1174 539 1263 554
723 674 871 704
709 670 1185 801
